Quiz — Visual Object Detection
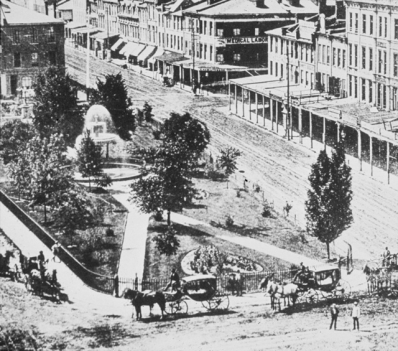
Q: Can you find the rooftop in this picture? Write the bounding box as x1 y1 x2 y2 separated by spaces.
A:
1 0 64 25
184 0 318 18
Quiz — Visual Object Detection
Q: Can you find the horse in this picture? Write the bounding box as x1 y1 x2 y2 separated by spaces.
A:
363 263 391 295
121 288 166 321
258 274 299 311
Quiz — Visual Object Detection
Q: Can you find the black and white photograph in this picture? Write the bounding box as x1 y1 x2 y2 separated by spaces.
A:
1 0 398 349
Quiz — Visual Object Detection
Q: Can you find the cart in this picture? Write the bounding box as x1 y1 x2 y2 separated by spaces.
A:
164 274 230 315
295 266 351 303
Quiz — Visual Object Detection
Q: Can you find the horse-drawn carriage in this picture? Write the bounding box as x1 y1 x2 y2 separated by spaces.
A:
295 266 351 303
260 266 351 310
164 275 230 315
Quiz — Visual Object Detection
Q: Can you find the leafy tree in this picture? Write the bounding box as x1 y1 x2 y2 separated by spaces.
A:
130 141 196 225
90 73 135 140
218 147 241 177
305 144 353 259
163 112 210 158
143 101 153 123
32 66 84 146
0 120 36 165
77 130 104 191
152 226 180 256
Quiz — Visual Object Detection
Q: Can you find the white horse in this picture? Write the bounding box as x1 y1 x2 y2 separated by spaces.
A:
259 274 299 311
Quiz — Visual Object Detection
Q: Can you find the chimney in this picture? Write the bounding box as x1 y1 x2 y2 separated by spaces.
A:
319 13 326 34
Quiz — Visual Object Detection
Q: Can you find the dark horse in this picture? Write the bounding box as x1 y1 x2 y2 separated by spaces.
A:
121 288 166 320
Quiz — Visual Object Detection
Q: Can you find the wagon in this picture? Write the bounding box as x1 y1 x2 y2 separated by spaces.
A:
164 274 230 315
295 266 351 303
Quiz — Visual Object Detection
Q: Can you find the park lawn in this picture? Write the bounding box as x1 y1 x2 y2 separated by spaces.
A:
181 174 329 262
143 219 292 279
0 181 127 278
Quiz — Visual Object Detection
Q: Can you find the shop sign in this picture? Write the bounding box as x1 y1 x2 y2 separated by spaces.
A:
224 37 267 45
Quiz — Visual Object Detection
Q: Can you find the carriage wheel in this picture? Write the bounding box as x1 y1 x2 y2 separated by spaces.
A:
201 295 229 311
166 300 188 315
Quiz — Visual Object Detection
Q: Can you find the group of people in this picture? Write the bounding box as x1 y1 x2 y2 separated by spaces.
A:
382 247 397 268
329 301 361 331
225 255 257 272
190 245 221 275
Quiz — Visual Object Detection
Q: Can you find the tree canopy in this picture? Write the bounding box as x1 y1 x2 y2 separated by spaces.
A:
163 112 210 157
218 147 241 177
32 66 84 146
90 73 135 141
305 144 353 259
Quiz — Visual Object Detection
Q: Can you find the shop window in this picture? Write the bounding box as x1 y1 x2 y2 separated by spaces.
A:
217 29 224 37
233 28 240 36
22 77 32 89
216 54 224 62
14 52 21 67
32 53 39 67
255 28 259 36
13 30 20 44
233 53 241 61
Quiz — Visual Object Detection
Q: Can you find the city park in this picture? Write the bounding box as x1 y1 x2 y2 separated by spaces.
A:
2 65 398 349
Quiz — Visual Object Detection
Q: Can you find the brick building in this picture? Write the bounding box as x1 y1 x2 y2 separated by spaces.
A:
0 0 65 96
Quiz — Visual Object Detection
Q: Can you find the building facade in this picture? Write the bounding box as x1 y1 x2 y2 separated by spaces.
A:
0 0 65 96
346 0 398 111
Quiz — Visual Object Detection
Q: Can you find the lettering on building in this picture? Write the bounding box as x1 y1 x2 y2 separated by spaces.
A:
224 37 267 45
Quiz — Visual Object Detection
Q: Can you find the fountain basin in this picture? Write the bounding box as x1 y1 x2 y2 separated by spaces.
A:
74 163 142 183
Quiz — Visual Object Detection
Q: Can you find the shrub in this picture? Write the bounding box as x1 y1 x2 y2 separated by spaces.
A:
225 215 234 227
254 184 261 193
261 202 273 218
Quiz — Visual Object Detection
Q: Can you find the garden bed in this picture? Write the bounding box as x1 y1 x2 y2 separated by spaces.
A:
0 182 127 279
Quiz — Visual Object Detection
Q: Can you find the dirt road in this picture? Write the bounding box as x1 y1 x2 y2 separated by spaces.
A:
66 47 398 260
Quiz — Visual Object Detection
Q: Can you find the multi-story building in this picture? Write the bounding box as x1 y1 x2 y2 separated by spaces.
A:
72 0 88 25
0 0 65 96
346 0 398 111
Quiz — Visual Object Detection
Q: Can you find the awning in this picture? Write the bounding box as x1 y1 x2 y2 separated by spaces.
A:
111 38 126 51
148 47 164 64
178 59 248 72
72 27 102 35
153 51 186 64
91 31 119 40
65 22 86 29
137 45 157 63
130 43 146 58
120 41 139 56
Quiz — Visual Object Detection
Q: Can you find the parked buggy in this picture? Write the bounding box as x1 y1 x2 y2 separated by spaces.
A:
294 266 351 303
164 274 229 315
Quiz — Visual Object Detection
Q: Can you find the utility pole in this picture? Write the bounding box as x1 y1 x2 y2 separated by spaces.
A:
188 18 198 85
106 7 109 52
287 46 290 140
86 14 90 101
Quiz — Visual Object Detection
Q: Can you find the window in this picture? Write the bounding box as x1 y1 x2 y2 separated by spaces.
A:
233 53 241 61
384 17 388 38
333 48 336 66
379 16 383 37
342 49 346 68
354 76 358 98
362 79 366 101
395 19 398 39
233 28 240 36
337 49 341 67
355 13 358 33
31 53 38 67
306 71 309 86
47 26 55 42
349 44 352 66
362 14 366 34
378 50 382 73
255 28 259 36
369 80 373 103
354 45 358 67
318 44 322 62
394 54 398 77
13 30 20 44
31 28 38 43
369 48 373 70
275 63 278 77
281 64 283 78
306 45 309 62
275 38 278 53
322 45 325 63
384 51 387 74
300 70 303 84
349 12 353 32
216 54 224 62
281 39 284 55
327 46 330 64
349 75 353 96
217 28 223 36
270 37 273 52
14 52 21 67
301 44 304 60
370 15 374 35
49 51 56 65
362 46 366 69
270 60 273 75
295 42 298 58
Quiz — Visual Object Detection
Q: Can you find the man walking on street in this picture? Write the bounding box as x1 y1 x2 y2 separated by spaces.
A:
352 301 360 330
329 303 339 330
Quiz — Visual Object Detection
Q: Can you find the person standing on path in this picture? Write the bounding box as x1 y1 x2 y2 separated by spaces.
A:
329 303 339 330
352 301 360 330
51 242 61 263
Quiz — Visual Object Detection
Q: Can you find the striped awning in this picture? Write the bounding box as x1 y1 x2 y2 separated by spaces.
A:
137 45 156 63
129 43 146 58
148 47 164 64
120 42 140 56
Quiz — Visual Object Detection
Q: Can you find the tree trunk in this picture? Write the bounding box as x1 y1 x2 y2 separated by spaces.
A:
326 242 330 260
167 209 171 226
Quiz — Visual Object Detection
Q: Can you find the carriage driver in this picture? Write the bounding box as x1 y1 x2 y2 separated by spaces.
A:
383 247 391 267
292 262 306 283
164 268 180 292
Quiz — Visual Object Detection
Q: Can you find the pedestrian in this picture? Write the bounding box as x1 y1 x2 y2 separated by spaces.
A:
134 273 139 291
329 303 339 330
352 301 360 330
51 241 61 263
